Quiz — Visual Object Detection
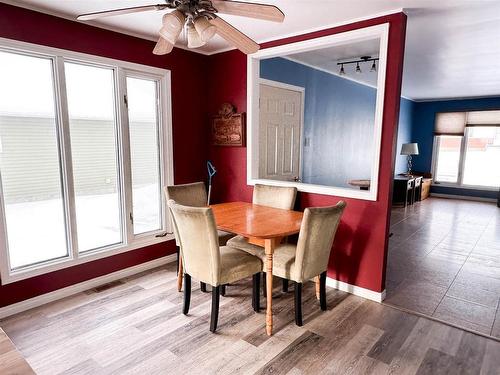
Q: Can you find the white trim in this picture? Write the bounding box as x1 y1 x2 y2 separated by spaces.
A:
413 94 500 103
0 37 175 284
0 254 176 320
247 24 389 201
430 193 497 203
326 277 386 303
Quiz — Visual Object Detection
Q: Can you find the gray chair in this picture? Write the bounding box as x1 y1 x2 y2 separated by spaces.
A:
226 184 297 292
164 182 234 292
168 200 262 332
229 201 346 326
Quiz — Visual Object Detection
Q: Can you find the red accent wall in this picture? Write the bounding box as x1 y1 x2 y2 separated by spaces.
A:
0 3 208 308
207 13 407 293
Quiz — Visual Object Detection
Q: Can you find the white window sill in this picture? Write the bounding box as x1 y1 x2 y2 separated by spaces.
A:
1 234 175 285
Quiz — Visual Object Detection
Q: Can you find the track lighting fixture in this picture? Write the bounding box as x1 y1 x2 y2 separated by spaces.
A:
336 55 379 76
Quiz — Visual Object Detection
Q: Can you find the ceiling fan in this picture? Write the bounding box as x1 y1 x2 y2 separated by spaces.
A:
77 0 285 55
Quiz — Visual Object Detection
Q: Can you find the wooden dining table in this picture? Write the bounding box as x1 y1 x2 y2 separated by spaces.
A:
211 201 303 336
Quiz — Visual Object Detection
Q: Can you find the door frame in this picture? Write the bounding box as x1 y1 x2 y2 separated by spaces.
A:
259 78 305 182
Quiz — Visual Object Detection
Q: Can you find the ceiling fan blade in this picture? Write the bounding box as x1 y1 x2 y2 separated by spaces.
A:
210 16 259 54
153 37 174 55
212 1 284 23
77 4 167 21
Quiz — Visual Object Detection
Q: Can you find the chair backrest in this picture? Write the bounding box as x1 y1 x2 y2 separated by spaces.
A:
168 200 221 286
294 201 346 282
164 182 207 207
164 182 208 246
252 184 297 210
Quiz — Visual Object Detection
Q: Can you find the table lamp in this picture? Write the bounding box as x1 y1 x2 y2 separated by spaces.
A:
401 143 419 176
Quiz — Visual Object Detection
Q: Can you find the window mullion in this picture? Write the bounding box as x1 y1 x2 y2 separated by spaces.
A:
457 132 468 186
116 68 134 245
53 56 79 259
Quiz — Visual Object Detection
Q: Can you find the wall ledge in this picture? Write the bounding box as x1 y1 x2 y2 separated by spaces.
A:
326 277 386 303
431 193 497 203
0 255 176 319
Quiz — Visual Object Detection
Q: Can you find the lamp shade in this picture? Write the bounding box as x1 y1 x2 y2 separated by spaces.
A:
400 143 419 155
194 17 216 42
187 24 205 48
159 10 185 45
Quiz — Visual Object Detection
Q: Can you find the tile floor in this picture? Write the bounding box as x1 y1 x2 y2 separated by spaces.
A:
385 197 500 339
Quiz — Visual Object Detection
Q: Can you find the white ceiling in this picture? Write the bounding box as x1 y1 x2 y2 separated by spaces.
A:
4 0 500 100
286 38 381 88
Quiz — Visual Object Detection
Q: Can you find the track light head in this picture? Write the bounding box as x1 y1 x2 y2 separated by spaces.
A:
356 62 361 74
370 61 377 72
339 64 345 76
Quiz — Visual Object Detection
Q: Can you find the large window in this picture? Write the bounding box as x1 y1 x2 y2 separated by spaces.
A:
0 41 172 283
433 111 500 189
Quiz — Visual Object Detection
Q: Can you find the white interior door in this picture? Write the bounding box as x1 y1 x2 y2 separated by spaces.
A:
259 82 303 182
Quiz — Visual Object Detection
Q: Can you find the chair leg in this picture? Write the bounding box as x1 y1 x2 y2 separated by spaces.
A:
183 273 191 315
176 246 180 275
295 282 303 326
210 286 220 332
262 272 266 297
177 257 183 292
320 271 327 311
200 282 207 293
220 284 226 296
282 278 289 293
252 273 260 312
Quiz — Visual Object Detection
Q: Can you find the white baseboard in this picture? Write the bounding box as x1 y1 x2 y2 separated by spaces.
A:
0 254 176 320
326 277 386 303
430 193 497 203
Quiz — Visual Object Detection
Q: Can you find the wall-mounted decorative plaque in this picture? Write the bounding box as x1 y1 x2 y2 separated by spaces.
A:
211 103 246 146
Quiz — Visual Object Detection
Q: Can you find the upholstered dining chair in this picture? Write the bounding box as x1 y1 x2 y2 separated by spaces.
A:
226 183 297 293
228 201 346 326
168 200 262 332
164 182 234 292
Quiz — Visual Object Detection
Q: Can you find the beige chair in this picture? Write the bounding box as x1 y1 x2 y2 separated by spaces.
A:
168 200 262 332
228 201 346 326
226 183 297 293
164 182 234 292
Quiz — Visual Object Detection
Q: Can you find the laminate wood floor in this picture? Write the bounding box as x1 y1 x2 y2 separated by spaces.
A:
1 262 500 374
386 197 500 339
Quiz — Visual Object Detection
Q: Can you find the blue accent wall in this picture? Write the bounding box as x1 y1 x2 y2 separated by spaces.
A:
412 97 500 199
260 57 377 188
395 98 416 175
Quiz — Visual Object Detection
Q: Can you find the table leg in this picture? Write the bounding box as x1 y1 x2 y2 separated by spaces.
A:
177 257 183 292
264 238 275 336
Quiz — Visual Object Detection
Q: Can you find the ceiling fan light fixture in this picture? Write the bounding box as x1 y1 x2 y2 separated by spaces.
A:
153 37 174 55
355 62 362 74
159 10 186 45
339 64 345 76
187 23 206 49
194 16 217 42
370 61 377 72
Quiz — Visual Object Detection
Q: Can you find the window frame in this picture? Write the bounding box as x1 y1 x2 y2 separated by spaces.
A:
0 37 174 284
431 125 499 191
